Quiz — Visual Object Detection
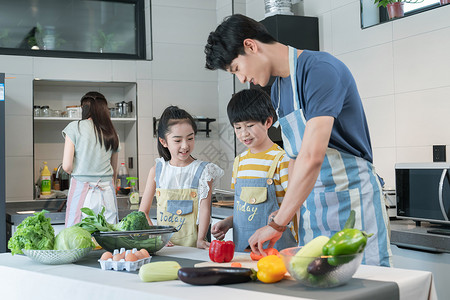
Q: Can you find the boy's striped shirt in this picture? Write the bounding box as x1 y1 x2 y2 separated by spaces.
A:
231 143 289 204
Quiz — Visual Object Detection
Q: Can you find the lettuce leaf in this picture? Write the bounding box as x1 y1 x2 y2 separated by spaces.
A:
8 210 55 255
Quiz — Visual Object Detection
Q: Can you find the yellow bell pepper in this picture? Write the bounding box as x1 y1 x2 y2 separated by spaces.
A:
256 254 287 283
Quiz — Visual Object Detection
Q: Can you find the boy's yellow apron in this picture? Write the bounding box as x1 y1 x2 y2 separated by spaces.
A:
155 160 208 247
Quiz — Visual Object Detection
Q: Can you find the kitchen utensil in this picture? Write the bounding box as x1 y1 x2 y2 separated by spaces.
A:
21 247 92 265
279 246 363 288
92 226 177 254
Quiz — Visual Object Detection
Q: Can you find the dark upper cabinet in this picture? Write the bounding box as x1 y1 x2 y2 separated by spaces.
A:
260 15 319 51
251 15 319 148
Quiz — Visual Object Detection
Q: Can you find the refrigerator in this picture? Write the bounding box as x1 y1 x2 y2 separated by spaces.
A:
0 73 6 252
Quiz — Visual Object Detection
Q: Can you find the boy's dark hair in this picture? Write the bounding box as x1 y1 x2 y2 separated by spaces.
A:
205 14 277 71
227 89 275 126
80 91 119 152
157 106 197 161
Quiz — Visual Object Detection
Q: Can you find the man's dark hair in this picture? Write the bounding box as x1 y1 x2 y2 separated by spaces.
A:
227 89 275 126
205 14 277 71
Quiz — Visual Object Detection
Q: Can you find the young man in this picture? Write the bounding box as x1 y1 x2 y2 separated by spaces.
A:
211 89 297 252
205 14 391 266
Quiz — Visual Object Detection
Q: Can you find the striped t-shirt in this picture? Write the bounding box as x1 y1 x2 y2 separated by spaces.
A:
231 143 290 204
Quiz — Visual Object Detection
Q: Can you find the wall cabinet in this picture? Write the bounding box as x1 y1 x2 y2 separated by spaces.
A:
32 80 138 199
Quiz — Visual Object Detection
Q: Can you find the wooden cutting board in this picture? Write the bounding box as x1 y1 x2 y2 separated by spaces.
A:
194 254 292 278
194 254 258 269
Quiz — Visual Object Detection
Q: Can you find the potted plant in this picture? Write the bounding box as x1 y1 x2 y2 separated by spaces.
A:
374 0 423 20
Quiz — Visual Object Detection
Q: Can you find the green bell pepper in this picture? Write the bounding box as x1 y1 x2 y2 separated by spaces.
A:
322 210 373 266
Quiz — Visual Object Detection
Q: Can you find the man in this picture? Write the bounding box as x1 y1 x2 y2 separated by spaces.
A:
205 14 391 266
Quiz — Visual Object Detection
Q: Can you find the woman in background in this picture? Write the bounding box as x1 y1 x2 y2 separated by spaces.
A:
62 91 120 227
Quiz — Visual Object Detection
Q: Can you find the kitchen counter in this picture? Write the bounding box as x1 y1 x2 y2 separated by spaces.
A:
390 218 450 253
0 246 437 300
7 200 450 253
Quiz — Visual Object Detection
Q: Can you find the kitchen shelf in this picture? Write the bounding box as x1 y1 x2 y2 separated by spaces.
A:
34 117 136 123
153 117 216 138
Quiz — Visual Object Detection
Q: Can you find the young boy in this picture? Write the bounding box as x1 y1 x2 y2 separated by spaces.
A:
211 89 297 252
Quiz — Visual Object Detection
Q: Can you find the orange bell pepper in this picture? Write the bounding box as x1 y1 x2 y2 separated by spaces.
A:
256 255 287 283
250 247 279 261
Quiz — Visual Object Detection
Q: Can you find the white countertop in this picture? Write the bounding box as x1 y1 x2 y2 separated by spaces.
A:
0 246 437 300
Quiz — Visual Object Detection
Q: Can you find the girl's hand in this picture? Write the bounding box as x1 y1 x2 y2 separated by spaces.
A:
165 240 174 247
197 239 210 249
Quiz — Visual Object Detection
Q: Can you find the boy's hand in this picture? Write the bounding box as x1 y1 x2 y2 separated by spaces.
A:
268 210 279 223
197 239 210 249
211 218 232 240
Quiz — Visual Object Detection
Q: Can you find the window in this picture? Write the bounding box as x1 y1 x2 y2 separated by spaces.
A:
404 0 439 13
0 0 148 60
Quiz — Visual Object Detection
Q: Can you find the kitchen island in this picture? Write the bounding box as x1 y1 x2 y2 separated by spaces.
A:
0 246 436 300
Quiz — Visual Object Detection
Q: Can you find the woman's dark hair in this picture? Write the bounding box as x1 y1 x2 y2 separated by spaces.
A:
227 89 275 125
205 14 277 71
157 106 197 161
79 91 119 152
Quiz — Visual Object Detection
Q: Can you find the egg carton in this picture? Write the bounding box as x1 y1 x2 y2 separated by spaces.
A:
98 248 152 272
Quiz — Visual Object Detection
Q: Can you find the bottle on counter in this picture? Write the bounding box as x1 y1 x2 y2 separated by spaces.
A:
52 167 60 190
40 162 52 196
126 177 139 204
116 162 129 194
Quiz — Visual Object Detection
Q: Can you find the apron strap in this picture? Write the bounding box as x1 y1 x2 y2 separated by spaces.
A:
266 151 285 179
288 46 300 111
232 155 241 186
155 161 163 188
190 161 208 188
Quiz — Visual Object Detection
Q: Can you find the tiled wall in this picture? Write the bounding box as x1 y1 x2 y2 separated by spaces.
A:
245 0 450 189
2 0 222 201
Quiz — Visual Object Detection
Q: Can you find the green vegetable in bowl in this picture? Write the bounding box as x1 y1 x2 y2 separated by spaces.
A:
75 207 115 234
8 210 55 255
112 211 151 231
54 226 95 250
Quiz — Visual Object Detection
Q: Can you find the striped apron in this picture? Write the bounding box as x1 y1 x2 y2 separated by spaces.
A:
275 46 392 267
65 177 118 227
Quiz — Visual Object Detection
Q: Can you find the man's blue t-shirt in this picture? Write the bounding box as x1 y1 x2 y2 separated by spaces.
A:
271 50 373 163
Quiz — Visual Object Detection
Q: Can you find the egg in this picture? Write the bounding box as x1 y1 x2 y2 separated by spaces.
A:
140 249 150 258
113 252 125 261
125 253 138 262
100 251 113 261
134 251 144 260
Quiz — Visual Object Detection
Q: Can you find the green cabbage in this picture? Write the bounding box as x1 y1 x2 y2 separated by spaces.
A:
54 226 95 250
8 210 55 255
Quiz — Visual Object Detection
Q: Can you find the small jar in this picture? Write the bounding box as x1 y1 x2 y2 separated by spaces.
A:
40 106 50 117
66 105 81 118
33 105 41 117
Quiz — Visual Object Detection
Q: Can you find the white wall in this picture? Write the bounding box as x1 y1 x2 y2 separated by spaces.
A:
2 0 222 201
244 0 450 190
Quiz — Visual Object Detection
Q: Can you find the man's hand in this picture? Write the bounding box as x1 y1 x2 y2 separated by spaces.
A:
248 225 282 255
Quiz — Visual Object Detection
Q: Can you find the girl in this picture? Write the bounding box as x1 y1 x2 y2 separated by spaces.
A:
62 91 120 227
139 106 223 249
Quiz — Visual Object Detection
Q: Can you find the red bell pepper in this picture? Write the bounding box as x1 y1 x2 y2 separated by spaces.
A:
209 240 235 263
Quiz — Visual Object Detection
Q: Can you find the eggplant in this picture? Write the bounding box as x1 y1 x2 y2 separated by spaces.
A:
178 267 256 285
307 257 337 276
